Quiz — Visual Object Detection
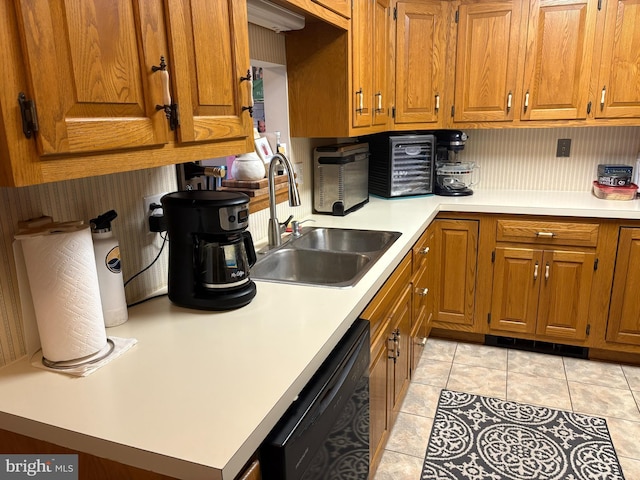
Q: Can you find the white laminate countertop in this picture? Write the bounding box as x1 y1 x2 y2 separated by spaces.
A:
0 190 639 480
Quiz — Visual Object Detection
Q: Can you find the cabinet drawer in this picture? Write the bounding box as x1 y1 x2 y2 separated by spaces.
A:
362 253 412 346
496 219 599 247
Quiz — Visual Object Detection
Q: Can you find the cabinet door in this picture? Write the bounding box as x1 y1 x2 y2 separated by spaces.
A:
14 0 169 155
410 314 427 377
352 0 374 128
394 1 447 125
432 219 479 329
453 0 525 122
164 0 253 145
595 0 640 119
389 284 412 422
521 0 598 120
536 249 595 340
490 247 542 334
606 228 640 345
372 0 392 127
369 338 390 475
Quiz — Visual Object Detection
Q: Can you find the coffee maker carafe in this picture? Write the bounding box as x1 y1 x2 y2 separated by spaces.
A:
434 130 479 196
161 191 257 310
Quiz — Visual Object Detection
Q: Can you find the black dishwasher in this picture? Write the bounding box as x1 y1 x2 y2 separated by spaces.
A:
260 319 370 480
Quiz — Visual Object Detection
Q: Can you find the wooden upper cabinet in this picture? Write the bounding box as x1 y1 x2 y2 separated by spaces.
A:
372 0 392 127
595 0 640 119
2 0 254 185
352 0 374 128
314 0 351 18
394 1 447 126
520 0 598 121
453 0 527 122
14 0 169 156
352 0 391 129
164 0 253 144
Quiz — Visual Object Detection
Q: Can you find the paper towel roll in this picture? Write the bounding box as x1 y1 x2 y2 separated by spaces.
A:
18 225 108 363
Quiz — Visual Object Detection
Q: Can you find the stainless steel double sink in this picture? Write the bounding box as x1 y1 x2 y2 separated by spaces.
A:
251 227 402 288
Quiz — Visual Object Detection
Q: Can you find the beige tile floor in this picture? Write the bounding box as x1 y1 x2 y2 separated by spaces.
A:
373 338 640 479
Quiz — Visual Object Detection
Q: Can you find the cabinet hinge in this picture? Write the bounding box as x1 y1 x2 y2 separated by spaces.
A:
586 324 591 336
18 92 39 139
455 9 459 23
587 101 592 115
491 250 496 263
157 103 180 131
169 104 180 130
451 105 455 117
392 106 396 118
393 6 397 20
487 313 491 324
594 258 599 271
597 0 602 10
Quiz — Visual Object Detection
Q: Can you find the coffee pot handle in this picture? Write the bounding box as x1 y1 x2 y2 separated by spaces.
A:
243 231 257 267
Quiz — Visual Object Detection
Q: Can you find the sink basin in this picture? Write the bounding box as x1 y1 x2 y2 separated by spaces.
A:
290 227 401 253
251 248 371 287
251 227 401 288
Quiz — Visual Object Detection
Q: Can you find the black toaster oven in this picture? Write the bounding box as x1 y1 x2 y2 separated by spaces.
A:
364 133 436 198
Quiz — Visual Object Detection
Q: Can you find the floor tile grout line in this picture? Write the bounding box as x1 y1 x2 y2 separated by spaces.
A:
382 446 426 461
621 366 640 417
396 409 437 422
562 357 576 413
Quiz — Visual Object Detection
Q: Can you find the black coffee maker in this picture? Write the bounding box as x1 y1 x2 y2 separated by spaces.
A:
161 191 257 310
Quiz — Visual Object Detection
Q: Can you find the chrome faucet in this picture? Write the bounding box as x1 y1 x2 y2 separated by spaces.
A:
268 153 301 247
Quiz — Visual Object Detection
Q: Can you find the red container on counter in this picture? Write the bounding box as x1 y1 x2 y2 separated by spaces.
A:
592 181 638 200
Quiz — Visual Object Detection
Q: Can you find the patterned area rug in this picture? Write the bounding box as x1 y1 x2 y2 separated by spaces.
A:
422 389 625 480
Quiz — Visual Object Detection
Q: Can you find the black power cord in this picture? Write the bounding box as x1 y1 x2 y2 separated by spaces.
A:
124 233 168 289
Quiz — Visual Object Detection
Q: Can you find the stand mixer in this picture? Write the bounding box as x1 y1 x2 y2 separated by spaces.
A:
434 130 479 196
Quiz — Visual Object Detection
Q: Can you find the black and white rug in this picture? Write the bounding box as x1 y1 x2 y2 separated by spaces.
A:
422 389 625 480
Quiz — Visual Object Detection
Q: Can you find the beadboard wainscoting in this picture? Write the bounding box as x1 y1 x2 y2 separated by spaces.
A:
466 126 640 191
0 167 177 366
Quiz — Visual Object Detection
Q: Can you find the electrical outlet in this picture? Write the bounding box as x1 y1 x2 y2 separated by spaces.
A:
556 139 571 157
143 193 166 215
143 192 168 232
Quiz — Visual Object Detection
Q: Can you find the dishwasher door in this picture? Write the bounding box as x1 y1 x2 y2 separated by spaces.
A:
260 319 370 480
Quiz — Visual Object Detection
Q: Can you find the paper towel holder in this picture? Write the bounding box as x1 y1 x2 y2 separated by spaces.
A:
41 338 115 370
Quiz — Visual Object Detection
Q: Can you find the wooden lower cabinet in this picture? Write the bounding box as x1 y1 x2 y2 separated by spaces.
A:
237 459 261 480
431 218 479 331
489 247 595 341
410 306 428 376
369 336 390 476
389 285 412 419
0 427 263 480
606 228 640 345
0 428 180 479
361 253 412 476
411 225 435 373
